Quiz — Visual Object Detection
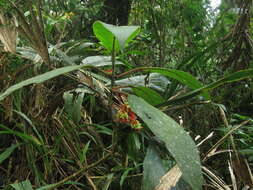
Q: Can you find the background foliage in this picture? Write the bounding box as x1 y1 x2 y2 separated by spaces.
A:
0 0 253 189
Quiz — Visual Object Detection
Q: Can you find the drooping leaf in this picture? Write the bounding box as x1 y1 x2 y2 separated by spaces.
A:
162 68 253 106
14 110 44 145
132 86 165 106
141 67 210 100
142 145 166 190
0 65 87 102
93 21 140 52
116 67 209 99
0 124 41 145
128 95 203 190
0 144 21 165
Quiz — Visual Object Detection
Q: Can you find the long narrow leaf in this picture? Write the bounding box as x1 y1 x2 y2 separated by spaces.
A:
161 69 253 106
118 67 210 99
0 144 21 164
128 95 203 190
0 65 87 101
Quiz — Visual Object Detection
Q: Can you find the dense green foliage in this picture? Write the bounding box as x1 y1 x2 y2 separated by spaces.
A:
0 0 252 189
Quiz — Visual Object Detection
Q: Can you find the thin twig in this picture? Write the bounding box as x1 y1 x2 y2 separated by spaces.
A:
203 120 250 162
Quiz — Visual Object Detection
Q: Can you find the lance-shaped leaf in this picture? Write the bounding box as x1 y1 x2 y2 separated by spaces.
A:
162 68 253 105
0 143 21 165
128 95 203 190
0 65 87 102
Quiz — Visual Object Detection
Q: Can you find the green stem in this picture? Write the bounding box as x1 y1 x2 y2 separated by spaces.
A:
110 37 118 151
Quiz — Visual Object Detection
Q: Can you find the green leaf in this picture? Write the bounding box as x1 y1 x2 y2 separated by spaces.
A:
128 95 203 190
0 125 41 145
163 68 253 105
93 21 140 52
132 86 164 106
120 168 132 187
126 132 141 161
0 65 87 102
11 180 33 190
14 110 44 145
142 145 166 190
36 180 86 190
36 184 57 190
63 91 85 124
80 141 90 164
0 144 21 165
102 174 114 190
142 67 210 100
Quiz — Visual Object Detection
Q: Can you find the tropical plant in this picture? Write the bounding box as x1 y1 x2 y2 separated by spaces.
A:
0 0 252 190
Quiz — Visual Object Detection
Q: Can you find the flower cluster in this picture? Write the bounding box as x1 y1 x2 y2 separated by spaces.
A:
116 103 143 130
64 12 75 19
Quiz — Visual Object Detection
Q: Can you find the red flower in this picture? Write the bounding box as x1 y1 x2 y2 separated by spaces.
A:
116 102 143 130
129 111 137 121
104 69 113 74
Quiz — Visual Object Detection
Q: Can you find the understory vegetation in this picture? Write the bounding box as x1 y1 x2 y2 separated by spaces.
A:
0 0 253 189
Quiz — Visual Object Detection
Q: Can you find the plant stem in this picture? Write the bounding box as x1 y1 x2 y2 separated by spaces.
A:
109 37 118 152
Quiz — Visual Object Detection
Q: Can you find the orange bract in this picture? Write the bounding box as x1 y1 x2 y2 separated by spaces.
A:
116 102 143 130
